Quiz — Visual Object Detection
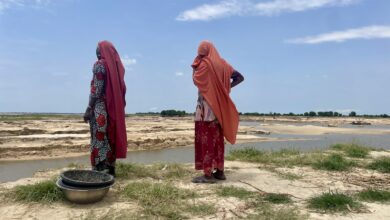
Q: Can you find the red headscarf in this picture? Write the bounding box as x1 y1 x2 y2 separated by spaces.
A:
98 40 127 158
192 41 239 144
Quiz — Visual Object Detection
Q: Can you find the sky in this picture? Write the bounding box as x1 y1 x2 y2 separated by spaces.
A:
0 0 389 115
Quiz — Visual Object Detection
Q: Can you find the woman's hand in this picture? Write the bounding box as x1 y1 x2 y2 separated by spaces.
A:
83 107 93 123
231 70 244 88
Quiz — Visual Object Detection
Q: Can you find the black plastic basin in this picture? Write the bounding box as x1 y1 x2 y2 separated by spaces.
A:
60 170 114 187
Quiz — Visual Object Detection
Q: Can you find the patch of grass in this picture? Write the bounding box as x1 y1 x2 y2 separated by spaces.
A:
308 192 361 212
183 202 217 216
264 193 292 204
216 186 256 200
247 205 308 220
331 143 371 158
357 189 390 203
313 154 354 171
367 157 390 173
122 181 197 219
278 172 302 180
116 162 194 180
226 148 322 167
226 148 266 162
11 180 64 203
152 163 194 179
116 162 158 179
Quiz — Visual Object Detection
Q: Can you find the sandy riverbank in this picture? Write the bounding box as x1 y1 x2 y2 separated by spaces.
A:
0 147 389 219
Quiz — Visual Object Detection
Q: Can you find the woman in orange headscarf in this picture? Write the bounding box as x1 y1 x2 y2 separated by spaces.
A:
192 41 244 183
84 41 127 176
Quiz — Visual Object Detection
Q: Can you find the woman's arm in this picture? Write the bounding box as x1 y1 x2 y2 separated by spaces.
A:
231 70 244 88
84 62 106 123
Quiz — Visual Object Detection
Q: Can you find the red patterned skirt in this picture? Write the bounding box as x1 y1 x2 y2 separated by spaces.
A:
195 120 225 176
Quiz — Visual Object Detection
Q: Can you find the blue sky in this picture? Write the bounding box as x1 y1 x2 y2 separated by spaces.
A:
0 0 389 114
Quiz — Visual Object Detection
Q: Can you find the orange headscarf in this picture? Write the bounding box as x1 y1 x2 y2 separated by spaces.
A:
192 41 239 144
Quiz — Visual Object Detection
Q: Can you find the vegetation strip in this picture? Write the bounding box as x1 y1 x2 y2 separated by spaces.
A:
308 191 361 212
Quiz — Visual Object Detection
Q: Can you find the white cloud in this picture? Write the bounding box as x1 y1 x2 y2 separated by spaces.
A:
149 107 158 111
177 0 246 21
175 72 184 77
254 0 357 16
177 0 359 21
0 0 51 12
121 55 137 70
287 25 390 44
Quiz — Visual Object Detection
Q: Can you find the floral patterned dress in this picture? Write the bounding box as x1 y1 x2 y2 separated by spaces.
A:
89 60 115 170
194 94 225 176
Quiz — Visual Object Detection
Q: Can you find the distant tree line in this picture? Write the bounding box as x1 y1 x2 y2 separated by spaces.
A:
240 111 389 118
134 112 160 116
304 111 343 117
160 110 187 117
130 110 389 118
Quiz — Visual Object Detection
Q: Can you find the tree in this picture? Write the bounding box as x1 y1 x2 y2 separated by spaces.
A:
309 111 317 117
161 110 187 117
349 111 357 117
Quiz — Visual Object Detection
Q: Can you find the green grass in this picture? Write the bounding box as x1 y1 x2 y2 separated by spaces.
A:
357 189 390 203
264 193 292 204
226 148 322 167
217 186 291 204
216 186 256 200
308 192 361 212
313 154 354 171
11 180 64 203
116 163 159 179
116 162 194 180
151 163 194 179
216 185 306 219
247 205 307 220
183 203 217 216
331 143 371 158
367 157 390 173
122 181 198 219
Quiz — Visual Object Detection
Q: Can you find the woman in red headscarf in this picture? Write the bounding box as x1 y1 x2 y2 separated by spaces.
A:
84 41 127 176
192 41 244 183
